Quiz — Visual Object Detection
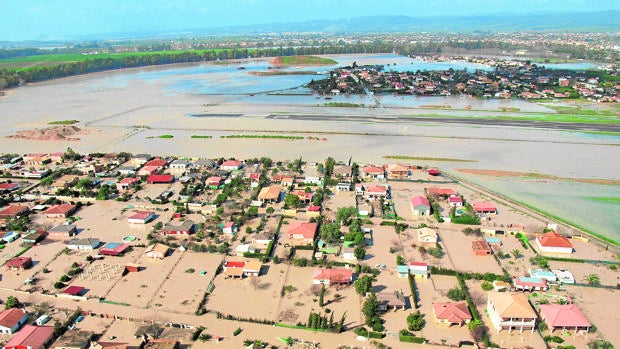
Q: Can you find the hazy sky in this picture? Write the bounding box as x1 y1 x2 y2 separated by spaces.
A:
2 0 619 41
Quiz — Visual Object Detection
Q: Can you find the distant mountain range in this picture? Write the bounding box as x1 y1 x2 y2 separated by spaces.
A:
199 11 620 35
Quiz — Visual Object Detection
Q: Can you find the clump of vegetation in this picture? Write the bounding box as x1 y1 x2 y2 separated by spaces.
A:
48 120 79 125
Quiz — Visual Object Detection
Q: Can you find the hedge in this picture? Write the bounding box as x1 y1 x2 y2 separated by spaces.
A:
399 335 426 344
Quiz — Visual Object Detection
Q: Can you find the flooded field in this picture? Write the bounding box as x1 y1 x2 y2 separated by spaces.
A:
0 53 618 243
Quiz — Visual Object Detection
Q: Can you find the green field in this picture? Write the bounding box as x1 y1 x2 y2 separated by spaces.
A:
221 135 304 140
190 135 213 139
384 155 477 162
324 102 366 108
586 197 620 204
48 120 79 125
279 55 337 65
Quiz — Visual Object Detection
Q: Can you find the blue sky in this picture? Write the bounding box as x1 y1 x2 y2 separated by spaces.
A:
2 0 619 41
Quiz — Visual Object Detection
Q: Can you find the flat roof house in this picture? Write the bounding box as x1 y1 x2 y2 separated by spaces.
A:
535 231 573 254
53 330 95 349
162 220 195 235
486 292 536 333
3 324 55 349
66 238 100 251
48 224 77 240
513 276 548 291
0 308 28 334
257 185 281 203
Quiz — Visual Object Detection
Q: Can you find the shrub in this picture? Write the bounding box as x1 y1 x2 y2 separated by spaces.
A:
233 327 242 336
447 286 466 301
406 311 425 331
59 275 70 282
481 281 494 291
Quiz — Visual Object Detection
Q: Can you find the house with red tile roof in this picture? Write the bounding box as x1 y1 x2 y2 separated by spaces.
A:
365 185 388 200
286 221 317 245
5 257 33 271
313 268 353 285
144 158 168 169
448 196 463 207
0 205 29 220
432 302 472 326
472 202 497 215
408 261 430 279
292 190 313 203
42 204 77 218
539 304 591 333
535 231 573 254
426 188 457 197
3 324 55 349
146 174 173 184
410 196 430 216
116 177 140 191
127 211 156 224
472 240 492 255
360 166 385 180
219 160 243 171
0 183 21 193
138 166 160 176
426 188 456 198
0 308 28 334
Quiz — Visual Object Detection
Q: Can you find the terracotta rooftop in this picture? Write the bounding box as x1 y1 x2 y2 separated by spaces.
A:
0 308 27 329
537 231 573 248
433 302 472 323
287 221 317 239
540 304 591 328
488 292 536 319
410 196 430 207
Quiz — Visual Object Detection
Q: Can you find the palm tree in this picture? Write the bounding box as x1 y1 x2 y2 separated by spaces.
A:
584 273 600 285
511 249 522 259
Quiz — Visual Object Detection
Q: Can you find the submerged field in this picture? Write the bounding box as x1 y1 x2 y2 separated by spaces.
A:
1 54 618 244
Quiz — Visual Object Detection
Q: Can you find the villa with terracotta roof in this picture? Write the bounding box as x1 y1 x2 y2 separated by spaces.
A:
384 164 409 179
286 221 317 245
410 196 430 216
42 204 77 218
0 183 21 193
222 260 263 278
138 165 160 176
539 304 591 334
360 166 385 180
3 324 55 349
257 185 282 203
432 302 472 326
312 268 353 285
535 231 574 254
0 308 29 334
365 185 388 200
487 292 537 333
472 202 497 215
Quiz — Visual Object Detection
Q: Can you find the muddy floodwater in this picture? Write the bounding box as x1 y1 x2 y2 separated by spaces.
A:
1 54 618 242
